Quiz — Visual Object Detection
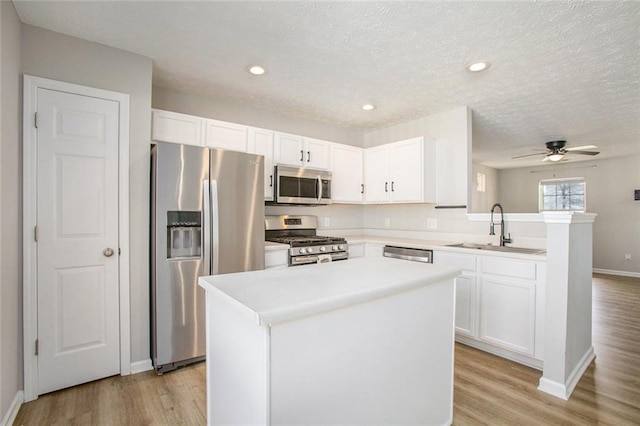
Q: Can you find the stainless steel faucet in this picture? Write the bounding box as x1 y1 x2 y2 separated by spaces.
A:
490 203 512 246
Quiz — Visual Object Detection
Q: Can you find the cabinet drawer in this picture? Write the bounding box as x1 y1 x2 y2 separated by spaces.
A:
481 257 536 280
434 252 477 271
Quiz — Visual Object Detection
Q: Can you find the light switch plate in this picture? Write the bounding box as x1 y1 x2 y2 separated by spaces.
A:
427 218 438 229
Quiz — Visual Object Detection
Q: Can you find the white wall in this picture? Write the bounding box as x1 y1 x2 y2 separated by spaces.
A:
1 0 23 420
498 155 640 274
21 25 154 363
153 86 362 147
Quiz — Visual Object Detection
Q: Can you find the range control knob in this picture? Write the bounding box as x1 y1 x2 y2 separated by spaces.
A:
319 246 326 252
332 245 338 251
307 247 314 253
299 248 307 254
338 245 346 251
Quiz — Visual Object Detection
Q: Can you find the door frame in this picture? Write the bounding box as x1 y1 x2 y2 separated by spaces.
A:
22 75 131 401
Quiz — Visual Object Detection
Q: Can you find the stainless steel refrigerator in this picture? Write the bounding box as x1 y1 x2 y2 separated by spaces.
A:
150 142 265 373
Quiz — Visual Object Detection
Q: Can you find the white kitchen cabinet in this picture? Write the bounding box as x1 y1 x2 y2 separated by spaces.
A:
275 133 330 169
347 242 365 258
363 137 435 203
265 247 288 269
203 118 248 152
479 276 536 356
248 127 275 201
364 243 384 257
331 144 364 203
433 251 478 338
152 109 203 146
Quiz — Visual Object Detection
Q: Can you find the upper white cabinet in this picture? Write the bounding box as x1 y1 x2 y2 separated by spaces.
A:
152 109 202 146
364 137 434 203
203 118 248 152
331 144 363 203
248 127 275 201
275 133 330 169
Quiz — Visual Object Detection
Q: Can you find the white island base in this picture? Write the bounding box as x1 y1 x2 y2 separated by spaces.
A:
199 257 459 425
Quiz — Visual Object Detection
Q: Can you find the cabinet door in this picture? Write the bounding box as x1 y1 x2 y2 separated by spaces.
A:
480 277 536 355
204 119 248 152
331 144 363 203
454 274 476 337
305 138 330 169
389 138 423 202
152 109 202 146
363 146 390 202
248 128 275 200
275 133 305 166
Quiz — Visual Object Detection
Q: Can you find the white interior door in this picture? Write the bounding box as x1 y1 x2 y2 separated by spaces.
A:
36 88 121 394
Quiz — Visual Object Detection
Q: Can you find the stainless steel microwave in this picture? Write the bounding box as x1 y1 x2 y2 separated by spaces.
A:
272 165 332 205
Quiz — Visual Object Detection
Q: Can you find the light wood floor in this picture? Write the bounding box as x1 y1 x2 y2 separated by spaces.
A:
14 274 640 425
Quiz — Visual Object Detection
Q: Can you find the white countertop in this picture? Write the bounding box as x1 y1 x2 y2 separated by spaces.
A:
199 257 460 326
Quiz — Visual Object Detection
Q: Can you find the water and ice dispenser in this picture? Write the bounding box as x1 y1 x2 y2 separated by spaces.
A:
166 211 202 259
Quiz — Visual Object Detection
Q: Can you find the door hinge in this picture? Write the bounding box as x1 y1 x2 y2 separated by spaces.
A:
34 226 38 242
34 112 38 129
35 339 39 356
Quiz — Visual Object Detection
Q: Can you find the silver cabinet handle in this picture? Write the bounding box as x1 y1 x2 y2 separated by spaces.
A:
391 181 395 192
385 182 388 192
103 248 114 257
300 150 304 162
307 151 310 162
361 184 364 194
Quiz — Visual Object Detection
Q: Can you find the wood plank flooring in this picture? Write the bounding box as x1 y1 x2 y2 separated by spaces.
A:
14 273 640 425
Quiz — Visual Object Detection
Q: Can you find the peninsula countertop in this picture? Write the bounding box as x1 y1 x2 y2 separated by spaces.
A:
198 257 460 326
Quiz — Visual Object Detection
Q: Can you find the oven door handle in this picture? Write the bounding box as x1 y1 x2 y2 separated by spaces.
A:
316 175 323 203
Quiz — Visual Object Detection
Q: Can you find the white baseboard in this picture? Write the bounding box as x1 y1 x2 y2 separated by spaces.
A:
538 346 596 400
1 390 23 426
593 268 640 278
130 359 153 374
456 335 543 370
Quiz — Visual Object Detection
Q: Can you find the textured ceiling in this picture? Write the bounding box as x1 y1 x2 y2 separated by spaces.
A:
13 1 640 169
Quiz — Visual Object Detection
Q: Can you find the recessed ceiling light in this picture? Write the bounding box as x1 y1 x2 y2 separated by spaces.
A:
248 65 266 75
362 104 376 111
467 62 491 72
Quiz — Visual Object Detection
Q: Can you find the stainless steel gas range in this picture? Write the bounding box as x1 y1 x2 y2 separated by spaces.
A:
265 215 348 266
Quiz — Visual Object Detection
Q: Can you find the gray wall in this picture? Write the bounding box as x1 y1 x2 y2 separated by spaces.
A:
153 86 362 147
498 155 640 274
470 162 499 213
21 25 153 363
1 0 23 418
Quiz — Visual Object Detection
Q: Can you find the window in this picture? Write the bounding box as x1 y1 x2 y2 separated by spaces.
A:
539 177 586 212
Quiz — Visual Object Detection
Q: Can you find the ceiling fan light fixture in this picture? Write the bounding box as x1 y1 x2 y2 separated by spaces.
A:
548 153 564 162
467 62 491 72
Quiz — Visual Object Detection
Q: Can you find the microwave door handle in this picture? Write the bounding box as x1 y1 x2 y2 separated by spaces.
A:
317 175 323 203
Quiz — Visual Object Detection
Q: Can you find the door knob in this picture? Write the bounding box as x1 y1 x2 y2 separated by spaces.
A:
103 248 115 257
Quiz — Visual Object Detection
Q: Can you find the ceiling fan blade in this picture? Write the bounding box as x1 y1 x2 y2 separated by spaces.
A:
512 152 546 159
565 145 598 151
568 150 600 156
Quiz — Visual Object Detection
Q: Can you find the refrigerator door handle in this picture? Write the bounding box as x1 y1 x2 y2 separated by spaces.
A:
202 180 211 275
210 180 220 275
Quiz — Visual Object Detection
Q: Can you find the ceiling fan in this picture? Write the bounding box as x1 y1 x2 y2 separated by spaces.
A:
512 140 600 162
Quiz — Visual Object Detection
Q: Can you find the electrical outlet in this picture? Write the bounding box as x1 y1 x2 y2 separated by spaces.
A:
384 218 391 228
427 218 438 230
324 217 330 227
625 254 632 261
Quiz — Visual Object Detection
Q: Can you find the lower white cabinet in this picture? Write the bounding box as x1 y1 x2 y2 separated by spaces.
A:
434 249 545 365
347 242 365 258
265 247 288 269
479 276 536 356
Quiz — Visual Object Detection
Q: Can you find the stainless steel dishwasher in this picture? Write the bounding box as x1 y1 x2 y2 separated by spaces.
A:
383 245 433 263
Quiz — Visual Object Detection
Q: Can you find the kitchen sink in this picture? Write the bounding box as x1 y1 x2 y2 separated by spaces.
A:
445 243 546 255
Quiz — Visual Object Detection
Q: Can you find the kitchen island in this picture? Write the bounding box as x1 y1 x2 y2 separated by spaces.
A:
198 257 460 425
